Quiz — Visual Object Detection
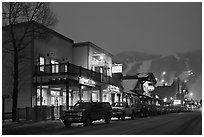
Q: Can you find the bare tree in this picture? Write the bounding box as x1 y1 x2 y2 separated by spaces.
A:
2 2 58 122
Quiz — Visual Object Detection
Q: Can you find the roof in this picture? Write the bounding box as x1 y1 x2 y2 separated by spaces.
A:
74 41 113 58
2 21 74 43
154 86 177 99
123 73 157 85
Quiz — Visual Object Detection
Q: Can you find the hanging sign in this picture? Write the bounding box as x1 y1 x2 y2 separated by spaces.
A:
112 64 122 73
79 77 96 87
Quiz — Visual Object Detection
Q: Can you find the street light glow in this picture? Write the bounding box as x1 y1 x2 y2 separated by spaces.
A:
190 72 194 75
190 93 193 96
162 71 166 75
155 77 158 81
100 56 104 60
163 98 167 102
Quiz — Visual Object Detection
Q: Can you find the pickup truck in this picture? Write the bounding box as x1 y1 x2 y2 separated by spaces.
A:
111 102 135 120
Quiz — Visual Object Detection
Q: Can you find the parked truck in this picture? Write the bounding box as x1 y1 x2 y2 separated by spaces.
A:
111 102 136 120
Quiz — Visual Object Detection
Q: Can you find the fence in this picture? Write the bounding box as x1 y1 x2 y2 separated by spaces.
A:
2 105 69 122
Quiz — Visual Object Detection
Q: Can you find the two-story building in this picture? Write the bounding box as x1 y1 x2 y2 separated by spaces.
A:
73 42 123 104
2 21 123 114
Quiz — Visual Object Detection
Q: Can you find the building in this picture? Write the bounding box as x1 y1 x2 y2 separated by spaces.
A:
73 42 123 104
2 21 123 114
154 81 178 102
122 73 157 105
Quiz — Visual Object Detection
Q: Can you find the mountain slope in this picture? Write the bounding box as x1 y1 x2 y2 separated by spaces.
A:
114 49 202 100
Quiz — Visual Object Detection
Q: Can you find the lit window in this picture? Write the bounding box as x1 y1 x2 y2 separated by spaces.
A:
51 60 59 73
39 56 45 72
65 65 68 72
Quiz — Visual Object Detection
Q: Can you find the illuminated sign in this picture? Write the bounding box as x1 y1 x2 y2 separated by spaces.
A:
92 54 106 66
142 81 155 97
108 85 120 93
173 100 181 105
143 81 155 92
79 77 96 87
112 64 122 73
137 73 148 78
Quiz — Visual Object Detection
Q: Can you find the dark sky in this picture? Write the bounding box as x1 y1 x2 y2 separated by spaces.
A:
50 2 202 56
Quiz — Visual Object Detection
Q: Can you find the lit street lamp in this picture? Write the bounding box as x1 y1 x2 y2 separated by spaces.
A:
163 97 167 102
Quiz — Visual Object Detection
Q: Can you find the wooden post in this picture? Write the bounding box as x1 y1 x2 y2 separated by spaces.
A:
99 87 103 102
66 80 69 110
79 85 82 101
2 97 5 123
51 105 55 120
16 108 20 122
26 107 29 121
59 105 63 118
90 87 92 102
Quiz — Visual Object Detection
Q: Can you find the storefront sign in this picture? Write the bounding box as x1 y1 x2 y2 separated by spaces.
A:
108 85 120 93
92 58 105 66
173 100 181 105
112 64 122 73
79 77 96 87
92 54 106 66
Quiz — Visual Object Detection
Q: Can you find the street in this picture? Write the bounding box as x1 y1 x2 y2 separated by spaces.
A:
7 109 202 135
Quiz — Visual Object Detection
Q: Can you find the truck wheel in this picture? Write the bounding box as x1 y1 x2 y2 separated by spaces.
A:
63 121 71 127
84 116 92 126
105 114 111 124
131 112 135 120
121 112 125 120
140 111 144 117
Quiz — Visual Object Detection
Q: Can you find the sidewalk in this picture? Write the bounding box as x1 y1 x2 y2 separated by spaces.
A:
2 119 65 135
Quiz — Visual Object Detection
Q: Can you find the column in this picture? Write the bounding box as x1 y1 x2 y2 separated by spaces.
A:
71 90 73 106
66 79 69 110
79 85 82 101
99 87 103 102
35 86 38 106
90 87 92 101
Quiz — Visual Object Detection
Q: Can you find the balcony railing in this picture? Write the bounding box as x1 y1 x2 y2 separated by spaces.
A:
34 62 122 87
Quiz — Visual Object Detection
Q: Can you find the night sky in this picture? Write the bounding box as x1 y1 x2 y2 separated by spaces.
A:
50 2 202 100
50 2 201 56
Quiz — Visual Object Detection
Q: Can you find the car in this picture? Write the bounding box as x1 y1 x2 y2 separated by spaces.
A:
111 102 135 120
61 101 112 127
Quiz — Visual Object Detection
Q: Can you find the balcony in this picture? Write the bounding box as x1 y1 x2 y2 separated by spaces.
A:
34 62 122 87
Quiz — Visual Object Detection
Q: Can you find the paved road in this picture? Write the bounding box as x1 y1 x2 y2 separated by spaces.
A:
7 109 202 135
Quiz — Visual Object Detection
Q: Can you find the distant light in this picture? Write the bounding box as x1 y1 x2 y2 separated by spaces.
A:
191 72 194 75
155 77 158 81
190 93 193 96
184 80 187 83
165 83 168 86
163 98 167 102
100 56 104 60
161 79 165 83
170 97 173 100
162 72 166 75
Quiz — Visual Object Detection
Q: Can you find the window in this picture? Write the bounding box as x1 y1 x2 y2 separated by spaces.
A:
39 56 45 72
51 60 59 73
65 64 68 72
